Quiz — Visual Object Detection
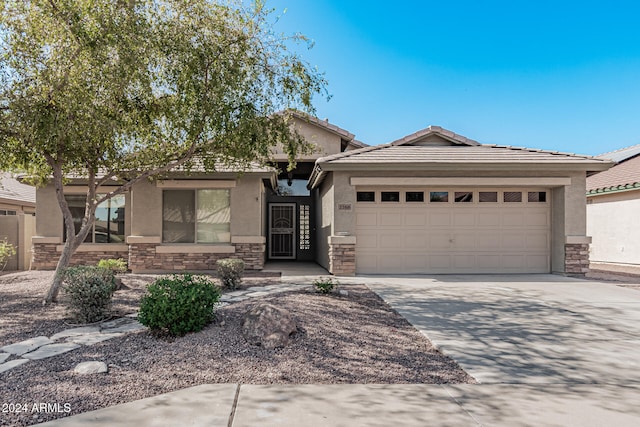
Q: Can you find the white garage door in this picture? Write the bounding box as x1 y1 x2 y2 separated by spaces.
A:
355 188 550 274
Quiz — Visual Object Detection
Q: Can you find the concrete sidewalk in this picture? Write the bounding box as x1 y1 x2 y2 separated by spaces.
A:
38 273 640 426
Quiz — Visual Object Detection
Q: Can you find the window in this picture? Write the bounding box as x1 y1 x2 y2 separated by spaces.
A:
0 210 17 215
299 205 310 250
356 192 375 202
162 189 230 243
454 191 473 203
504 192 522 203
381 191 400 202
64 194 125 243
528 191 547 202
479 192 498 202
430 191 449 202
406 191 424 202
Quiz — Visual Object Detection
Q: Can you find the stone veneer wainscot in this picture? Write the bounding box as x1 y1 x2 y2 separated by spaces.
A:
328 235 356 276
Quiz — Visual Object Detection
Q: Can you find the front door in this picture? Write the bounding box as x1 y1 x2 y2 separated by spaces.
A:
269 203 296 259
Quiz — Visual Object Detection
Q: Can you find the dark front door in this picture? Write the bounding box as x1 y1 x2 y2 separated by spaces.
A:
267 198 315 261
269 203 296 259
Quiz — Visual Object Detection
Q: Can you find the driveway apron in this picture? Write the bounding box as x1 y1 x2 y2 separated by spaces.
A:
361 274 640 385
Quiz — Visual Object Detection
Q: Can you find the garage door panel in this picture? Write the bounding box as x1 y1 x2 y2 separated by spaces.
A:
452 233 476 250
526 233 548 250
405 233 428 249
356 212 377 226
429 233 451 249
355 187 550 274
405 213 427 226
478 212 501 226
503 212 525 226
502 233 526 249
357 233 378 249
379 233 403 249
453 212 475 226
430 212 451 226
380 213 401 226
526 212 549 226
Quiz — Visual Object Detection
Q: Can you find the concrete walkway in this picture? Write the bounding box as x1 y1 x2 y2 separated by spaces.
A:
35 272 640 426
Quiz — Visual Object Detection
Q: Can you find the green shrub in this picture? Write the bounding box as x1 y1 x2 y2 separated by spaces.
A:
313 277 339 294
216 258 245 290
62 266 117 323
97 258 127 273
138 274 221 337
0 239 17 271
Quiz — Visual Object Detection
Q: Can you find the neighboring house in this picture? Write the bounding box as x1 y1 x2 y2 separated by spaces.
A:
0 173 36 270
31 115 611 276
586 144 640 275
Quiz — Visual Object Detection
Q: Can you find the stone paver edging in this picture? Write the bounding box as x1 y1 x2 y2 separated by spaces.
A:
0 282 312 374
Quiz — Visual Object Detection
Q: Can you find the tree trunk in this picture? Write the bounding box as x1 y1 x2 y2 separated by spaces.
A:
44 240 77 304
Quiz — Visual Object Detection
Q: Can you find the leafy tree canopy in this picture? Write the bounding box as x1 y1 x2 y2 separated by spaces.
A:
0 0 327 302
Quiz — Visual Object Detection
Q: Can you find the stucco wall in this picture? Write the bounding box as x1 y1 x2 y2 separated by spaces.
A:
315 174 334 270
587 190 640 266
271 117 344 161
230 177 263 236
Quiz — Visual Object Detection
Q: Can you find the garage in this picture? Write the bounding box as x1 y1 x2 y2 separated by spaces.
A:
355 187 551 274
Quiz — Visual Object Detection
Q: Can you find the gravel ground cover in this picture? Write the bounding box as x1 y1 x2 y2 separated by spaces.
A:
0 271 474 426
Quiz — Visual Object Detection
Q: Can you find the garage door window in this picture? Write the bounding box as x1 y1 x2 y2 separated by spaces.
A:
528 191 547 202
454 192 473 203
479 191 498 202
406 191 424 202
357 192 375 202
504 191 522 203
381 192 400 202
430 191 449 202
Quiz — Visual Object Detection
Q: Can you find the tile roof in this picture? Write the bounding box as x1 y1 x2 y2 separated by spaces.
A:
309 126 613 189
317 125 609 166
586 153 640 195
596 143 640 163
0 173 36 206
290 111 356 142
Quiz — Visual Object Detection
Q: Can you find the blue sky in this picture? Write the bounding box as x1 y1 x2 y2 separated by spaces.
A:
268 0 640 155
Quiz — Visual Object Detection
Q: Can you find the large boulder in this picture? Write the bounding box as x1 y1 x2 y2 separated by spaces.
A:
241 303 297 349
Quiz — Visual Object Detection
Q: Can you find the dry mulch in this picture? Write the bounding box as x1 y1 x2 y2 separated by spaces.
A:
0 271 474 426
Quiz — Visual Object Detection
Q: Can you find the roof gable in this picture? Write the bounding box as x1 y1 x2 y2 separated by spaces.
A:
390 126 480 147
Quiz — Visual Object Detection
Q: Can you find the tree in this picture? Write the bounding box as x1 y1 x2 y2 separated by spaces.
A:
0 0 326 303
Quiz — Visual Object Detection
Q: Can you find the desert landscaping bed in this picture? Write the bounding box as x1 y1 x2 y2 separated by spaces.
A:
0 271 474 426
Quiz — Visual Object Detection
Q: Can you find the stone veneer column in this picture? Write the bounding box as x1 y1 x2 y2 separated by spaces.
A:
564 236 591 276
328 235 356 276
31 236 61 270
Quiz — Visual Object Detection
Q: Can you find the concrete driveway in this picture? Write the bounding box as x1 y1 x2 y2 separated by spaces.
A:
353 274 640 426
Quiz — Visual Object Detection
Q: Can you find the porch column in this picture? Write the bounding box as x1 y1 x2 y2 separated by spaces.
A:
328 235 356 276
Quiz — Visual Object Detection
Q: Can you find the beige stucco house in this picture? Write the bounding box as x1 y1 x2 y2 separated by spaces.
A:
31 116 612 276
0 173 36 270
586 144 640 275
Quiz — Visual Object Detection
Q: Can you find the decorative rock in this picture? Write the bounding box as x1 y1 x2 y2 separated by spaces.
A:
241 303 298 349
339 290 349 296
0 353 10 363
0 359 29 374
1 336 52 356
74 361 108 375
22 343 80 360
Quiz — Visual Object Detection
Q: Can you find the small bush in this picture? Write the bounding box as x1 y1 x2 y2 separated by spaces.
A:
313 277 339 294
216 258 245 290
97 258 127 273
63 266 117 323
138 274 221 337
0 239 17 271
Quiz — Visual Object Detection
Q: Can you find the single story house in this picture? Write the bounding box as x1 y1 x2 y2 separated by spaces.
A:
0 173 36 270
586 144 640 275
31 115 612 276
